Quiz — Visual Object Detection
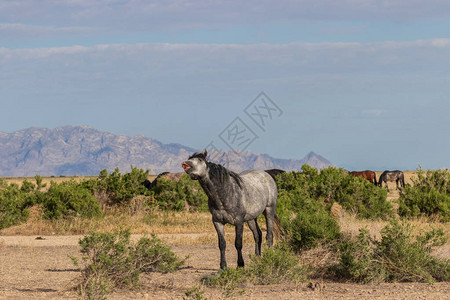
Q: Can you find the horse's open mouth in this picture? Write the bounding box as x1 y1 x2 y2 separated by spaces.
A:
182 162 191 170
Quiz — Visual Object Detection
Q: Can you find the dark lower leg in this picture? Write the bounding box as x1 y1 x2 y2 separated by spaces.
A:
214 222 227 269
235 223 244 267
247 219 262 256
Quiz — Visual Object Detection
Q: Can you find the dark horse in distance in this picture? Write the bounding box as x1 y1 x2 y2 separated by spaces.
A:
182 150 279 269
378 170 405 190
143 171 184 190
349 170 377 185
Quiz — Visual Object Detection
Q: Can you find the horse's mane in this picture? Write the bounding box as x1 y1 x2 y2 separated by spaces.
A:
207 161 242 188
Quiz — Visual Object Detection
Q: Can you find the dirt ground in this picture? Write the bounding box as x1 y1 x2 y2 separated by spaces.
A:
1 234 449 300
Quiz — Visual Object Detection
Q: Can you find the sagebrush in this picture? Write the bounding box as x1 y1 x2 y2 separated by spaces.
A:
398 167 450 222
337 219 449 283
71 229 185 299
203 244 306 297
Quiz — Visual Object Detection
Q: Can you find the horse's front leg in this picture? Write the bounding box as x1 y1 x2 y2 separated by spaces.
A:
235 222 245 267
213 221 227 269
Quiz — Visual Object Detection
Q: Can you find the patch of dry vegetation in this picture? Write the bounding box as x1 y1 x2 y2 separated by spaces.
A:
1 175 157 190
0 208 213 236
338 213 449 242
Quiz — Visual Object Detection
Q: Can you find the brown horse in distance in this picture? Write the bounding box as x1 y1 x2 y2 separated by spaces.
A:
349 170 377 185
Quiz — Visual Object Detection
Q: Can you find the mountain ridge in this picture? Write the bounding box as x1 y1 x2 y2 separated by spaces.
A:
0 126 333 176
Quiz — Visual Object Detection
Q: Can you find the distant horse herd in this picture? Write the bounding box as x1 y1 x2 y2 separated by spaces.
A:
146 152 406 269
348 169 405 190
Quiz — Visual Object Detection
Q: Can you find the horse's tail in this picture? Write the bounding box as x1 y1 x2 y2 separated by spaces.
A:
264 169 286 181
273 213 285 240
265 170 286 240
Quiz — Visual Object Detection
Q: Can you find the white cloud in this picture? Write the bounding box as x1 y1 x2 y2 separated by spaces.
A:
1 0 450 35
0 39 448 109
2 39 449 82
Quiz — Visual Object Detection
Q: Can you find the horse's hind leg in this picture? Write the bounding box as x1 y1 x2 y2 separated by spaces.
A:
213 221 227 269
264 207 276 247
247 218 262 256
235 222 245 267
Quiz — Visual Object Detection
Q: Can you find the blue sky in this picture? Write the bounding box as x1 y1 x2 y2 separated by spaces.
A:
1 0 450 170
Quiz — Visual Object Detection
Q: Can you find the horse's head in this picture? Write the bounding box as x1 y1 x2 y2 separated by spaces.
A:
182 150 208 180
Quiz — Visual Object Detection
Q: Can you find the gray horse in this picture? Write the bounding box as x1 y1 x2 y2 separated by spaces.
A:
182 150 278 269
378 170 405 190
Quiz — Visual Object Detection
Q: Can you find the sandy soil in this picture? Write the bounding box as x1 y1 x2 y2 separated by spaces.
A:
1 234 449 300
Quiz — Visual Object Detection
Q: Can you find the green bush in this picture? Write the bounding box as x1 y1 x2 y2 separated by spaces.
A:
246 244 306 284
203 244 305 297
71 229 185 299
39 180 101 219
398 168 450 221
277 166 392 220
275 165 394 250
87 167 152 206
184 285 207 300
288 202 341 250
276 188 341 250
0 175 51 229
0 183 33 229
152 174 208 212
203 267 246 297
337 219 449 283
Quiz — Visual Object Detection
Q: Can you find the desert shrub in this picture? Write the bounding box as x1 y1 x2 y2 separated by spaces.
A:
71 229 185 299
39 180 101 219
87 167 152 206
0 183 32 229
275 165 393 250
20 179 36 193
0 175 50 229
287 202 341 250
34 174 47 190
398 168 450 222
276 188 341 250
183 285 207 300
246 244 307 284
203 244 305 296
203 267 246 297
337 219 449 283
152 174 208 212
277 166 392 220
275 168 341 250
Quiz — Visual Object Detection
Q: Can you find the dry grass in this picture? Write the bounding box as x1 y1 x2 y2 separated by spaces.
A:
1 175 158 190
338 213 449 240
0 206 270 246
0 209 213 236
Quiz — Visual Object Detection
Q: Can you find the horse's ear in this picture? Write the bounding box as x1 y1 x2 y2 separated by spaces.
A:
203 149 208 159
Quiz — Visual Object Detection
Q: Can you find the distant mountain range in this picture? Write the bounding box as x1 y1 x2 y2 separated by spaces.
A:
0 126 333 176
